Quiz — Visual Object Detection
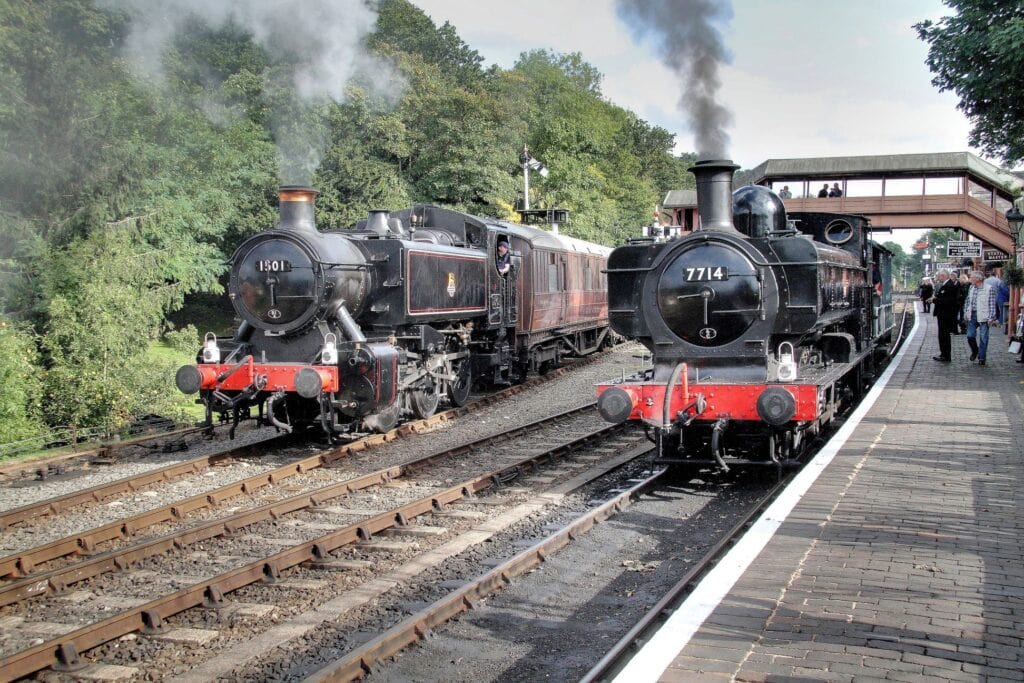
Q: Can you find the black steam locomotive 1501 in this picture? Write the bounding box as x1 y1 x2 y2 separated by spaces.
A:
176 187 612 437
596 160 895 468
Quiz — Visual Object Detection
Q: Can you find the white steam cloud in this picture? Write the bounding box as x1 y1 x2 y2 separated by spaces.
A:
104 0 399 183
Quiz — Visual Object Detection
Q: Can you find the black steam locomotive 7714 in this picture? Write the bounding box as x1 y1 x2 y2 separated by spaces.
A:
176 187 612 437
596 160 894 468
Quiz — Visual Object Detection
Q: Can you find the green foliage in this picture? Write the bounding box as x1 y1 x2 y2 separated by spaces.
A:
0 320 44 444
916 2 1024 164
370 0 485 88
1004 260 1024 287
164 325 199 355
881 241 922 289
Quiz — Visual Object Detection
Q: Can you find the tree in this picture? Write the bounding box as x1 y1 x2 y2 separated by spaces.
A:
915 2 1024 164
881 241 919 289
370 0 486 88
0 320 43 443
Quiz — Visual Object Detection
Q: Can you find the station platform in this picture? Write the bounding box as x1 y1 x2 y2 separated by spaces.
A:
616 308 1024 682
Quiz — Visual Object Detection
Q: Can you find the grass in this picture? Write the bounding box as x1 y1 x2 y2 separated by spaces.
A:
151 339 208 422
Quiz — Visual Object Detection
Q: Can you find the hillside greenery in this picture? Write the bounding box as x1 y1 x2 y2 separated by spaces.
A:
0 0 698 446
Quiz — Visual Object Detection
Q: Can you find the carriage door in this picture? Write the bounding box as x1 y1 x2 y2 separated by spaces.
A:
559 255 568 323
504 252 518 326
490 235 518 327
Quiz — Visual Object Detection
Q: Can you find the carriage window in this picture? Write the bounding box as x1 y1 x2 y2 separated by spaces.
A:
584 263 593 291
547 253 557 292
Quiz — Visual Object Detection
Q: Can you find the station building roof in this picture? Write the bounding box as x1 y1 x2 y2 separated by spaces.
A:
662 189 698 209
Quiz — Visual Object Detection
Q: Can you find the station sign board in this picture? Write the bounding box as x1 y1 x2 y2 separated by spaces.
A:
984 248 1008 262
946 240 982 258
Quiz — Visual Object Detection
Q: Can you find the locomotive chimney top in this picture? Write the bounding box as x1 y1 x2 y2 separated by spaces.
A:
690 159 740 234
276 185 319 234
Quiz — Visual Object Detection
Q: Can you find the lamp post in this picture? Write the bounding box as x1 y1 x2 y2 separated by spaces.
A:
1003 207 1023 334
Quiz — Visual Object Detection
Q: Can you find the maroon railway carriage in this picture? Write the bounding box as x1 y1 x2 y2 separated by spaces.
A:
177 189 613 438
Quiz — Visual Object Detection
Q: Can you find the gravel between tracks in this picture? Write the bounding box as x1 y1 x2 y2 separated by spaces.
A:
2 345 655 680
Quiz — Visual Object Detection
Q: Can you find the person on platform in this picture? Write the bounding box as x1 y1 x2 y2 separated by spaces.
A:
963 271 998 365
828 182 843 197
778 185 792 199
955 272 970 333
918 277 933 313
985 269 1008 325
930 269 958 362
817 183 829 198
495 240 511 276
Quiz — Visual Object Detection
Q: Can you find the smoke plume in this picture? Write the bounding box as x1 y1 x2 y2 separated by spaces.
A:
616 0 734 158
103 0 396 183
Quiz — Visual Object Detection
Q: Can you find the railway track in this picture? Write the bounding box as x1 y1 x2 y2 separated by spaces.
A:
323 324 919 682
578 473 794 682
303 466 665 683
0 351 610 533
13 337 913 681
0 398 649 681
0 422 223 483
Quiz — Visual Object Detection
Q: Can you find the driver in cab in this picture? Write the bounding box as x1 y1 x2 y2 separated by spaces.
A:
496 240 511 276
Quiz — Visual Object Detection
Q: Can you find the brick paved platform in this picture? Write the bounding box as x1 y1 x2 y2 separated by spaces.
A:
651 307 1024 682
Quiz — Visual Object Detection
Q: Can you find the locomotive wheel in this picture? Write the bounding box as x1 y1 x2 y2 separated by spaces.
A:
447 359 471 407
410 379 440 419
363 404 400 433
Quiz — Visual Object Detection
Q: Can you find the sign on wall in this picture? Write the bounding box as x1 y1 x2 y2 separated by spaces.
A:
946 240 982 258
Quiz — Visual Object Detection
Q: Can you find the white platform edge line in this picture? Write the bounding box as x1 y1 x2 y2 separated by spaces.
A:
611 308 921 683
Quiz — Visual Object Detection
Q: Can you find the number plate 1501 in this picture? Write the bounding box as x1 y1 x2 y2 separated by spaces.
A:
257 259 292 273
684 267 729 281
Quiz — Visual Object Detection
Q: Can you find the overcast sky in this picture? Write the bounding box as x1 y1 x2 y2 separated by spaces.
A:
414 0 976 249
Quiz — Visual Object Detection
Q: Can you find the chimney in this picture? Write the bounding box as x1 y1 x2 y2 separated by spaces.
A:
276 186 318 233
690 159 739 233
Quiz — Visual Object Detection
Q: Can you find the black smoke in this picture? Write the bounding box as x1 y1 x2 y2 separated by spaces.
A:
616 0 734 158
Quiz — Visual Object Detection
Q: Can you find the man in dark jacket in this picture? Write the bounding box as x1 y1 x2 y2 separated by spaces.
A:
918 278 933 313
931 269 959 361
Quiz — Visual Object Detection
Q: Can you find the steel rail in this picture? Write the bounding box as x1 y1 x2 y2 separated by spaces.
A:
0 351 604 531
0 436 287 531
0 408 619 682
0 402 600 605
578 473 795 683
0 423 207 480
303 459 663 683
888 296 915 358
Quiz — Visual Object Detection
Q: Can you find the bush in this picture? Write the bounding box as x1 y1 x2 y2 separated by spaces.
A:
165 325 200 355
1004 261 1024 288
0 321 44 445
